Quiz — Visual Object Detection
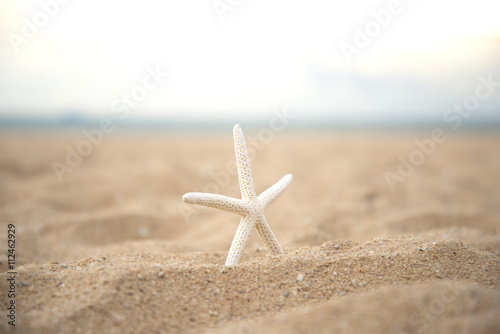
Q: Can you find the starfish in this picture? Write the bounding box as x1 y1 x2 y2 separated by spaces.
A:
182 124 292 266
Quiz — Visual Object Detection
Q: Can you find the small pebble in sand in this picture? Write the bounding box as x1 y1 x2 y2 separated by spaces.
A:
297 274 304 281
60 263 68 269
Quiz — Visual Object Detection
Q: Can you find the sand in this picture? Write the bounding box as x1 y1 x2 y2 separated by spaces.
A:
0 130 499 333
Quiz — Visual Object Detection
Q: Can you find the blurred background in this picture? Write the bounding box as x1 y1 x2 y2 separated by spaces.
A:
1 0 499 129
0 0 499 268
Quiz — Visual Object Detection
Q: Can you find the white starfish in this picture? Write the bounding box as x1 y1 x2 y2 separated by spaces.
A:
182 124 292 266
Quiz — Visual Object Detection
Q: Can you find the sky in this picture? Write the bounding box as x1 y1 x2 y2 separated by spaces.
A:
0 0 499 125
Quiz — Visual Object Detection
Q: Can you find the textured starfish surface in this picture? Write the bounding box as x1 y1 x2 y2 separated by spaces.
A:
182 124 292 266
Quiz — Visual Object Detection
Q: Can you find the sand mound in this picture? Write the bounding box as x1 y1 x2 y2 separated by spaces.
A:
1 237 498 334
1 132 500 333
213 283 500 334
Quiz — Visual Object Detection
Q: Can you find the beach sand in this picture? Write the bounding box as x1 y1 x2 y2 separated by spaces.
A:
0 130 499 333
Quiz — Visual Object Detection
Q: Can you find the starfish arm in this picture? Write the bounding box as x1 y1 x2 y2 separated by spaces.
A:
233 124 257 201
225 215 256 266
182 192 248 216
255 215 284 255
257 174 293 209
